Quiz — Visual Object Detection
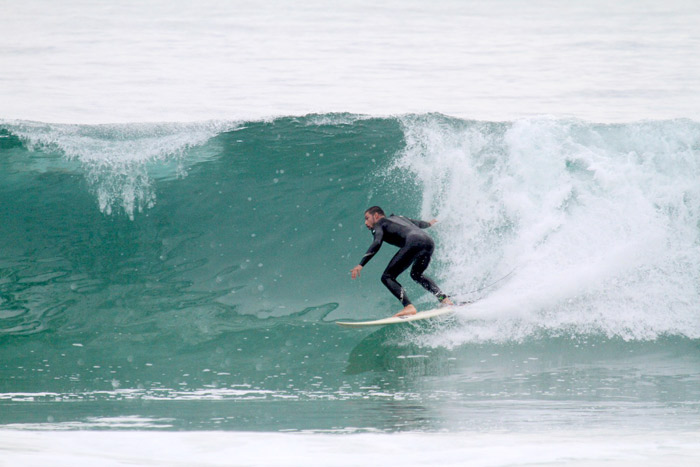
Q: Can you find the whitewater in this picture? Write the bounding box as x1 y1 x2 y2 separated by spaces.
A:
2 0 700 465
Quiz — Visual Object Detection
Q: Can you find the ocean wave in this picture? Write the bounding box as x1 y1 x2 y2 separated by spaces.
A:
1 114 699 347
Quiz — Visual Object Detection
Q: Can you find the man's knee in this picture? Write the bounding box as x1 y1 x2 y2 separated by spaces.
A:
381 272 393 286
410 269 422 281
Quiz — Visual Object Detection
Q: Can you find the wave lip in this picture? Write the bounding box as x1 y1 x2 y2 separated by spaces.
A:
1 119 239 218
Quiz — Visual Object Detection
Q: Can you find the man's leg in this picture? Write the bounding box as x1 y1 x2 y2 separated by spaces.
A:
381 246 418 315
410 247 452 305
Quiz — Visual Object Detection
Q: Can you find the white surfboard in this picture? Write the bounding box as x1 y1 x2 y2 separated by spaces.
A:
336 306 455 328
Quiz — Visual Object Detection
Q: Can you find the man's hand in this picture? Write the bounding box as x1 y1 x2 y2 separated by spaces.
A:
429 219 438 226
350 265 363 279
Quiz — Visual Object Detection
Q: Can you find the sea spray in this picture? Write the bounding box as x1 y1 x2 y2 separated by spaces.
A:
397 116 700 343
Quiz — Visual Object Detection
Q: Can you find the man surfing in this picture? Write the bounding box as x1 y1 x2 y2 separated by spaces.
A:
350 206 453 317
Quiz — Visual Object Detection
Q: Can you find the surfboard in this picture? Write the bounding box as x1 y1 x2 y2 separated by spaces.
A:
336 306 455 328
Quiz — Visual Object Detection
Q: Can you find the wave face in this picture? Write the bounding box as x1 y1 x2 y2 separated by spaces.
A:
1 114 699 431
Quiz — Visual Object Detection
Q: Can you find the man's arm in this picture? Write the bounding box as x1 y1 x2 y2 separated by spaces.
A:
405 217 438 229
359 227 384 267
351 225 384 279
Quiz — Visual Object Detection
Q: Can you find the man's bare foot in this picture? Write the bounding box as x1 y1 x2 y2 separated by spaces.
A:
440 297 454 307
394 304 417 317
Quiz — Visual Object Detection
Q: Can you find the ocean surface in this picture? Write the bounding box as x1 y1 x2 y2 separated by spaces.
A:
2 0 700 465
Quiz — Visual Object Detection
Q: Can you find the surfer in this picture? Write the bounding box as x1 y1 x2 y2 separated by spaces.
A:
350 206 453 317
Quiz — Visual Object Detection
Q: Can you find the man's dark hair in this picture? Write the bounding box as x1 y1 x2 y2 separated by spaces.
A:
365 206 385 216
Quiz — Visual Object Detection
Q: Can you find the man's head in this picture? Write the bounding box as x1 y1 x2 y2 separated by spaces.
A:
364 206 385 229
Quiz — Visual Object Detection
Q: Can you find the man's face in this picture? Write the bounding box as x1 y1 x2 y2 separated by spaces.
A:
364 212 379 230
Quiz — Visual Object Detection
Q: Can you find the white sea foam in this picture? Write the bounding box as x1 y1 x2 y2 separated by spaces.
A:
398 116 700 343
1 429 699 466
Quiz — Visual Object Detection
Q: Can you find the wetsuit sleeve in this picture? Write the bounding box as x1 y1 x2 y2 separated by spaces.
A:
359 225 384 266
406 217 431 229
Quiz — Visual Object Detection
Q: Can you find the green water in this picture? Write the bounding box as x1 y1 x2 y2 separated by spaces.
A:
1 115 699 432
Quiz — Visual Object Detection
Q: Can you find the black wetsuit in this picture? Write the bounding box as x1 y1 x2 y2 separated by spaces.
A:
359 215 447 306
